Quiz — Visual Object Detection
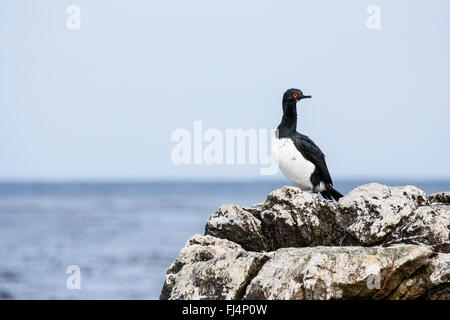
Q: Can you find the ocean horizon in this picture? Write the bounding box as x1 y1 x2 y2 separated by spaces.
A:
0 179 449 299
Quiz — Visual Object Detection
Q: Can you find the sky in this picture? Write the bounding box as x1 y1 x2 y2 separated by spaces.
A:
0 0 449 181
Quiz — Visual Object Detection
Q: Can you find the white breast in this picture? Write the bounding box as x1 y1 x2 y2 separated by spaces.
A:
272 137 315 191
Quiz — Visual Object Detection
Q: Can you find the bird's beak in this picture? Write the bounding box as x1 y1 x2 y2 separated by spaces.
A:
302 95 312 99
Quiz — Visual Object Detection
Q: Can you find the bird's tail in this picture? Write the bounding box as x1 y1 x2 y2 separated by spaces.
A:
320 185 344 201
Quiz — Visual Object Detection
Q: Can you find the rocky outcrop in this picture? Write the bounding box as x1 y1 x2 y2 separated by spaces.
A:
161 183 450 300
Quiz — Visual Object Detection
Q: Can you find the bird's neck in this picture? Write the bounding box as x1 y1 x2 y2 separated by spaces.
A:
278 101 297 136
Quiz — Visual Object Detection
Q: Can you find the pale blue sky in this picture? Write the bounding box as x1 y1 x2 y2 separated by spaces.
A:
1 0 449 180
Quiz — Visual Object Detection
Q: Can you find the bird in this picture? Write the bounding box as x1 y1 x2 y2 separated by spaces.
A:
272 88 344 201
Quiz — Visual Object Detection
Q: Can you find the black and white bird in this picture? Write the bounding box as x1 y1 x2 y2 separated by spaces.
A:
272 88 343 201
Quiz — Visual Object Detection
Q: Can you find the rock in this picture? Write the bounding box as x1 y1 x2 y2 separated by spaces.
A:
429 192 450 205
245 245 433 300
206 187 346 251
388 252 450 299
205 205 266 252
337 183 429 245
161 184 450 300
160 235 269 300
205 184 449 251
386 204 450 252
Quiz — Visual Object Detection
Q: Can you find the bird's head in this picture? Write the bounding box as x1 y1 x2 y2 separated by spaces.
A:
282 88 311 105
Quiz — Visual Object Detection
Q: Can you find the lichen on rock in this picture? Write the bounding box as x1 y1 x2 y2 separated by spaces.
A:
160 184 450 300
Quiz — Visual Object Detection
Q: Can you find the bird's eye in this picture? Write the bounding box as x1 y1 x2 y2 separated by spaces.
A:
293 93 299 99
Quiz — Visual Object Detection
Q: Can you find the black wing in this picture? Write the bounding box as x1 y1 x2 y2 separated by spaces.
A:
292 132 333 186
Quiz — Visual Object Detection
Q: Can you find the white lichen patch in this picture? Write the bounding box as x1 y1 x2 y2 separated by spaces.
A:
338 183 429 244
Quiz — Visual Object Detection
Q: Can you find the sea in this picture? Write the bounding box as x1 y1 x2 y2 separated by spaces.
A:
0 179 448 300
